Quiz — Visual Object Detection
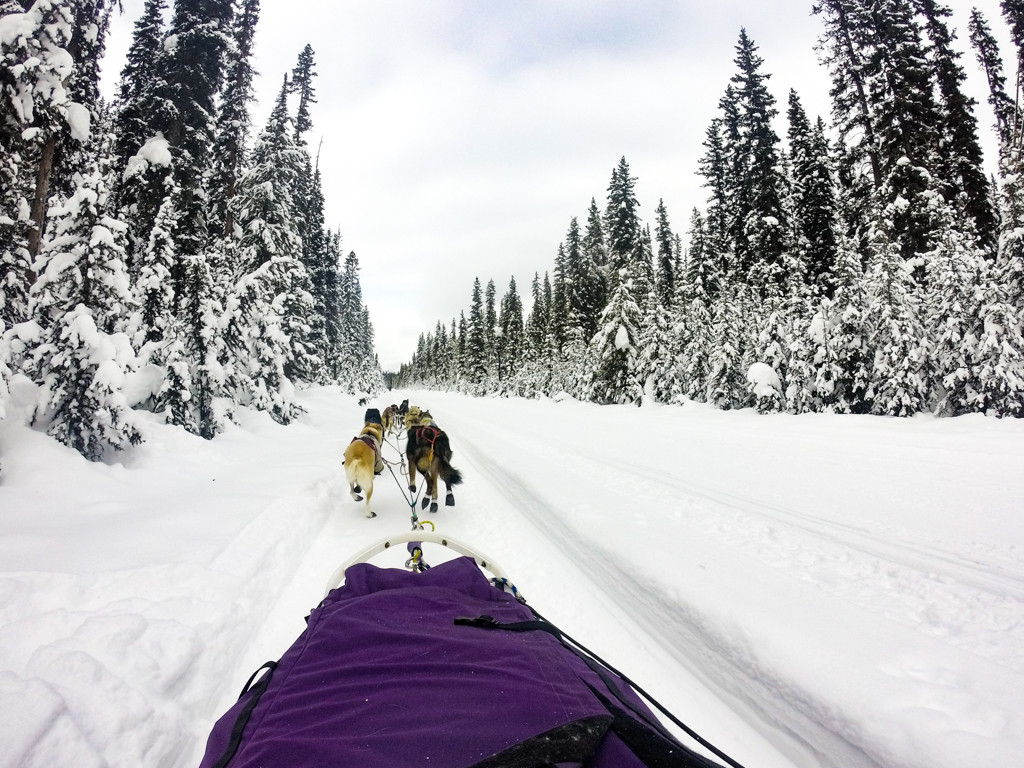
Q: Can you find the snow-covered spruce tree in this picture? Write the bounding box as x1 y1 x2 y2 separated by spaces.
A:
464 277 487 390
110 0 166 186
299 166 335 383
497 276 524 390
603 157 642 294
519 272 552 397
231 75 319 414
751 296 791 413
787 299 825 413
587 268 643 405
729 28 788 298
561 216 590 338
862 211 930 417
0 136 31 328
679 209 716 402
579 197 608 336
970 281 1024 417
0 0 78 269
637 286 675 403
484 277 498 380
164 251 223 436
28 160 141 459
653 199 676 309
786 91 840 299
824 230 872 413
927 221 990 415
290 43 317 142
320 227 343 377
705 281 751 410
968 8 1019 154
150 0 233 287
133 178 177 349
333 249 378 394
208 0 259 239
915 0 997 254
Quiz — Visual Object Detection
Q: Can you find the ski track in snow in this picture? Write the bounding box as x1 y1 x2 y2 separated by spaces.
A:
4 388 1024 768
441 399 1024 674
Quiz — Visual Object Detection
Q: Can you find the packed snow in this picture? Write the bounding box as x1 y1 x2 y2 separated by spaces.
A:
1 383 1023 768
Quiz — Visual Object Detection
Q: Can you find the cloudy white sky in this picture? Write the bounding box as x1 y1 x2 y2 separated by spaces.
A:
102 1 1010 371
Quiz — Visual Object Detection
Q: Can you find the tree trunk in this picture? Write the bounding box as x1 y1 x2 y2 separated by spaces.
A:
27 135 58 260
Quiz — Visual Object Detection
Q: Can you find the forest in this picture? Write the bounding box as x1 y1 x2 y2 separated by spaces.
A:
1 0 383 463
396 1 1024 419
3 1 1024 467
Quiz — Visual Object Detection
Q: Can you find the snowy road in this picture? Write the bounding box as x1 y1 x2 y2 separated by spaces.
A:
3 387 1023 768
377 392 1024 768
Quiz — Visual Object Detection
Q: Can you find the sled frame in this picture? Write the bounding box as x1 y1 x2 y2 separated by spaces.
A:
324 532 511 598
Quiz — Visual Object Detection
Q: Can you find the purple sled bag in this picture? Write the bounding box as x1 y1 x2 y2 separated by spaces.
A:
197 556 720 768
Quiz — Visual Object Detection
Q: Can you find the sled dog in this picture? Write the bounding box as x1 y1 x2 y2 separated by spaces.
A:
406 417 463 514
344 413 385 518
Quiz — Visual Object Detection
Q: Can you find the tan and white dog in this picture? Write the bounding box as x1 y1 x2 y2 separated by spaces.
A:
344 415 385 518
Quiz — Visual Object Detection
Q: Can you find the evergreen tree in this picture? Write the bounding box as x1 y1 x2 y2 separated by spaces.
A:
242 76 317 379
1 0 78 265
209 0 259 238
914 0 997 253
637 287 675 403
653 199 676 308
150 0 234 288
290 43 317 142
135 183 178 347
730 28 787 296
579 199 607 337
497 277 524 386
787 91 840 298
110 0 166 183
968 8 1018 151
587 268 643 405
28 160 141 458
466 277 486 387
827 232 872 412
525 271 549 360
863 216 930 416
705 282 750 409
603 157 641 291
812 0 885 190
484 277 497 367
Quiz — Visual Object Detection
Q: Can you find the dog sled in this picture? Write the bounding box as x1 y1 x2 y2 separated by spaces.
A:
196 532 744 768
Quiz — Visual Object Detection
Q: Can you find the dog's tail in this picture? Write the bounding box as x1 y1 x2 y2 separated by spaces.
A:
438 460 463 486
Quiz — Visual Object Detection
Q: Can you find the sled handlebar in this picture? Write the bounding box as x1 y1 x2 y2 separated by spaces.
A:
324 532 512 598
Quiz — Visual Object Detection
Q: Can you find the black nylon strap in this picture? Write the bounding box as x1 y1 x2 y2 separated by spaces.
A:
210 661 278 768
454 613 746 768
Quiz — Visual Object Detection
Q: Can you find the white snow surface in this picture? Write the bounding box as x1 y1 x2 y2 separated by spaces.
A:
1 385 1023 768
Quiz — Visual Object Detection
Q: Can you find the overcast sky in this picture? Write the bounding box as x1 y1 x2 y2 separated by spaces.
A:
102 1 1010 371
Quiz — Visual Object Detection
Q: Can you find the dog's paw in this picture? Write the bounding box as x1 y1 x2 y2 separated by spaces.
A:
421 497 430 510
429 501 439 514
366 510 377 518
408 484 416 493
353 494 363 502
445 493 455 507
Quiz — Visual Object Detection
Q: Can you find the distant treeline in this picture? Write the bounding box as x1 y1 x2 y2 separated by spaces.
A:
398 4 1024 418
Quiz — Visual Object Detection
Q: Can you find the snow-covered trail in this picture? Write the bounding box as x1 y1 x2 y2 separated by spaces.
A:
219 390 1024 768
393 392 1024 768
7 384 1021 768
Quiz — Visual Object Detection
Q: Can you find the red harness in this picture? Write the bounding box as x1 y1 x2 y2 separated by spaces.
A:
413 425 440 447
